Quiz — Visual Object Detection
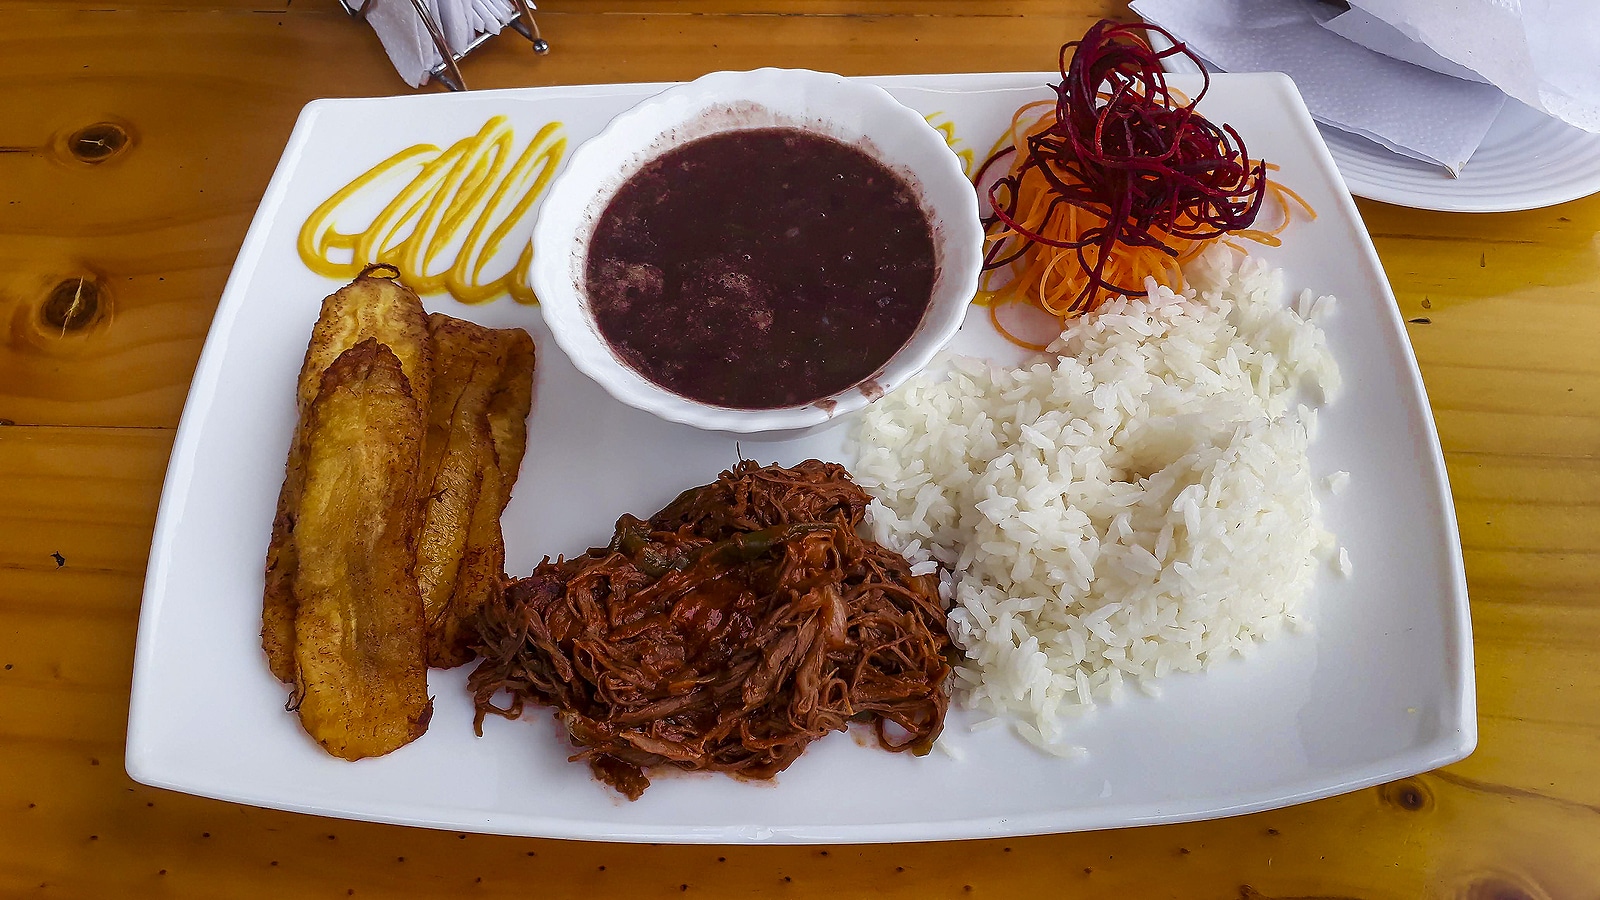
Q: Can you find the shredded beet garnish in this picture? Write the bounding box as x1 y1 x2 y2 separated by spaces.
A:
978 20 1269 317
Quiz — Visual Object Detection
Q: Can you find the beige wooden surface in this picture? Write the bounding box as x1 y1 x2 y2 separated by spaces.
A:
2 2 1598 897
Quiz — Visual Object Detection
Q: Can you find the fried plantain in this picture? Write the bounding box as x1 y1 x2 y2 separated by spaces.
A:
290 339 432 760
425 432 503 667
263 266 432 684
484 327 535 495
452 329 535 662
415 318 497 664
416 315 535 667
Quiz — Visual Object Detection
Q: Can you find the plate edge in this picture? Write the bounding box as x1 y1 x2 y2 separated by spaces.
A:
125 98 330 780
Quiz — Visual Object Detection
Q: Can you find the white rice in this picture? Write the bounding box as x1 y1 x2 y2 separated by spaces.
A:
851 247 1342 750
1325 470 1351 495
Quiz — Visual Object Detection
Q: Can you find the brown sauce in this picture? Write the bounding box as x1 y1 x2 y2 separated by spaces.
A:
585 127 936 410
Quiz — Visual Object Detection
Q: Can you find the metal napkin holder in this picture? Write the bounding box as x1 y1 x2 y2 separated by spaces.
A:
337 0 549 92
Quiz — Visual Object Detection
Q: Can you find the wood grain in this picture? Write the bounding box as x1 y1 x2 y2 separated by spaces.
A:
2 2 1599 898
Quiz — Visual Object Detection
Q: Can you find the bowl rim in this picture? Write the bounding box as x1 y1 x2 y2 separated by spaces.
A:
528 66 983 434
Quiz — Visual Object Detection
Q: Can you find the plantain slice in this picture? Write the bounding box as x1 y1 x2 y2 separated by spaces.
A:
442 328 534 664
427 423 504 667
291 339 432 760
263 266 431 684
415 319 496 665
485 327 535 496
417 315 535 667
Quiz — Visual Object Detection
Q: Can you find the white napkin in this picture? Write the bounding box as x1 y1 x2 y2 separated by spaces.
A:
361 0 522 88
1130 0 1506 175
1342 0 1600 134
1321 7 1488 84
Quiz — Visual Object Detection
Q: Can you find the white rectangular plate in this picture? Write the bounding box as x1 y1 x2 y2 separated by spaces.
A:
127 72 1474 843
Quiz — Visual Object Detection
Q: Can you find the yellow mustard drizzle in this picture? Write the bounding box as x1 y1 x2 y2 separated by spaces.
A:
924 112 974 176
297 115 567 305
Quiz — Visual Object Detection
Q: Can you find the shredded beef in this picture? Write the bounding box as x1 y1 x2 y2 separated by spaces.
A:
468 460 951 799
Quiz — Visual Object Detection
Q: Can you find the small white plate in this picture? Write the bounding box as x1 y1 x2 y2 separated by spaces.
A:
127 72 1473 843
1150 34 1600 212
1321 101 1600 213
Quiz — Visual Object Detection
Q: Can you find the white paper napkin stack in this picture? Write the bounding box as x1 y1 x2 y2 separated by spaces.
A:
1130 0 1600 176
361 0 524 88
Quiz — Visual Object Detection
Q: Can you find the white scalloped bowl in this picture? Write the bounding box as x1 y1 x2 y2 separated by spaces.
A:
529 68 983 434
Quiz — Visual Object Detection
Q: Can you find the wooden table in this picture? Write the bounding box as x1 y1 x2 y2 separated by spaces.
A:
3 2 1597 896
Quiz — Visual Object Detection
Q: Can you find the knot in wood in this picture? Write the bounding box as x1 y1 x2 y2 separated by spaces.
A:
67 122 131 164
1459 873 1549 900
1377 777 1432 812
41 278 103 333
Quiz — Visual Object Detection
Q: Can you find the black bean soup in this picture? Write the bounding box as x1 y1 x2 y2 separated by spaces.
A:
584 127 937 410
